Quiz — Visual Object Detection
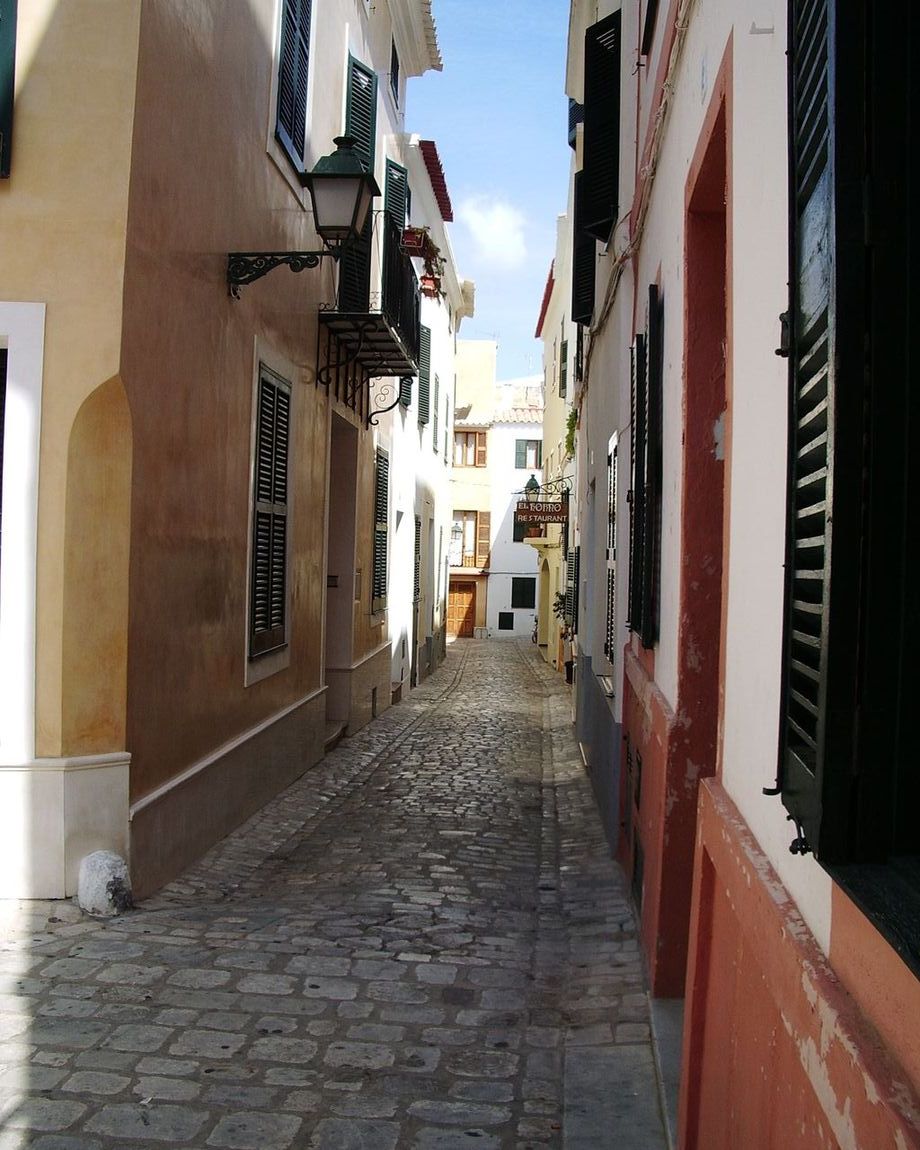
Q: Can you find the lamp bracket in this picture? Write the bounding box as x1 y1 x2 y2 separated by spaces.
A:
368 378 408 426
227 250 338 298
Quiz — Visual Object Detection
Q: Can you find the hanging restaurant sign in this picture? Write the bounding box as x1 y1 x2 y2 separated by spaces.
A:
514 500 569 524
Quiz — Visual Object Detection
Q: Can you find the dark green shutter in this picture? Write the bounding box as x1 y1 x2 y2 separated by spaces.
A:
515 440 526 469
572 172 596 325
372 449 389 612
582 10 621 241
413 516 421 602
0 0 16 179
565 546 580 633
628 336 647 632
275 0 311 170
339 57 377 313
417 326 431 425
559 340 568 397
641 0 659 57
778 0 839 855
399 376 412 407
433 375 440 450
640 285 663 648
250 370 290 657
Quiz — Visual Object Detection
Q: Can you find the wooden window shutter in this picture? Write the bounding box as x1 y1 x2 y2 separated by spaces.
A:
582 10 621 241
250 369 291 657
559 339 568 397
604 439 618 660
275 0 312 170
372 448 389 612
417 326 431 425
627 335 647 632
571 171 596 325
641 0 659 57
433 374 440 450
565 545 580 633
0 0 16 178
778 0 847 857
399 376 412 407
339 56 377 313
640 285 663 648
475 431 487 467
475 511 491 569
385 159 408 226
515 440 526 469
413 515 421 602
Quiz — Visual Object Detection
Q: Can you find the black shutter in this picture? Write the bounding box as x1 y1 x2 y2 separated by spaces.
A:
640 285 663 647
372 448 389 612
628 336 647 632
417 326 431 425
0 0 16 179
339 57 377 313
559 339 568 397
604 441 618 660
641 0 659 57
582 10 621 241
399 376 412 407
564 545 581 634
250 370 290 657
413 515 421 602
571 171 596 325
275 0 311 170
433 375 440 450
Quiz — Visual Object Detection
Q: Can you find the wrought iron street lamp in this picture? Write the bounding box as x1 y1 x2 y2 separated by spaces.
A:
227 136 381 296
524 474 540 503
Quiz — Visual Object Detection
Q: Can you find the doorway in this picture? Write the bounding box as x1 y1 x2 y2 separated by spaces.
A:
447 579 475 638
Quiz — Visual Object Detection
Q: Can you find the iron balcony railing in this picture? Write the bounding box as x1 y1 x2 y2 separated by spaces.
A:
380 214 420 367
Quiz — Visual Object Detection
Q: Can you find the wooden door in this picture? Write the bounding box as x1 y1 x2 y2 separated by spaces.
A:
448 581 475 638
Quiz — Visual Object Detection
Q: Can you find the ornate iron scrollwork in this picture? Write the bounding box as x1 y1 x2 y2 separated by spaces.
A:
368 378 404 426
227 250 336 298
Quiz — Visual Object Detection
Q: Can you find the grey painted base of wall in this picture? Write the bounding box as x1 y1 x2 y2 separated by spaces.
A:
130 692 326 898
575 654 621 853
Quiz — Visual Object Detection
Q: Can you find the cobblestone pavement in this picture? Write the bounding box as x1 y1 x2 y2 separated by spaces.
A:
0 640 668 1149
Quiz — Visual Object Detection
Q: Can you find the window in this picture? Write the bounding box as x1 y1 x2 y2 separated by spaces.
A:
511 577 536 609
1 0 16 179
250 368 291 657
389 38 400 104
515 439 542 470
454 431 487 467
559 338 568 398
777 0 920 902
604 435 618 664
371 448 389 612
581 10 621 241
339 56 377 312
417 325 431 426
275 0 312 172
627 286 662 648
498 612 514 631
640 0 659 57
450 510 490 569
513 519 542 543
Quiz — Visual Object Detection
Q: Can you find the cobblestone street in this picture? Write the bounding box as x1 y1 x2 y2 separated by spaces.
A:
0 641 668 1149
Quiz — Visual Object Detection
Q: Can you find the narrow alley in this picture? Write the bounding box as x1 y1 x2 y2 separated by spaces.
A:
0 641 668 1149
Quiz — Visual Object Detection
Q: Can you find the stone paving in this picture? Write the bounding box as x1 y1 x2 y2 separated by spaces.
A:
0 640 668 1149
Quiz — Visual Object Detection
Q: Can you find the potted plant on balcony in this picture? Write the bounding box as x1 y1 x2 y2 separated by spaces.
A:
420 248 446 300
401 225 438 262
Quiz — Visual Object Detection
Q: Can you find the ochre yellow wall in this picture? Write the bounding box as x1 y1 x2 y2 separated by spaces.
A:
0 0 142 757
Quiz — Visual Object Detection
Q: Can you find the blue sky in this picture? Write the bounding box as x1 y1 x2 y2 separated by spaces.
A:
406 1 571 381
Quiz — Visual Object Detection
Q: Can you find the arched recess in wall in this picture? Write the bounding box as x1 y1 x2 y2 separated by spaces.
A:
61 375 133 755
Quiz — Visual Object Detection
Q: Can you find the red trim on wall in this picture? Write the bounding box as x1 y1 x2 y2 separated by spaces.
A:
680 780 920 1149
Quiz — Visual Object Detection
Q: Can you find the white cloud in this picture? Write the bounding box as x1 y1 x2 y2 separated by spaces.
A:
457 195 527 270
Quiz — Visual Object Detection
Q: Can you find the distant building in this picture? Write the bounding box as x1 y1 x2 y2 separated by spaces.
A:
448 342 542 640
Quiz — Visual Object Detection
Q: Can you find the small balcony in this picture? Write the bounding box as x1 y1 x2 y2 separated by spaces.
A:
320 213 421 379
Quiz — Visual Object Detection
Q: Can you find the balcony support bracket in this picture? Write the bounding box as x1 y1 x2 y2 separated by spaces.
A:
227 250 338 299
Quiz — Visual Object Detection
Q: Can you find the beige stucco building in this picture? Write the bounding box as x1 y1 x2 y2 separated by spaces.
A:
0 0 458 899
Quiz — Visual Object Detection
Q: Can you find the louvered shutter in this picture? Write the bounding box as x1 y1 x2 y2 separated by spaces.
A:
275 0 311 170
565 546 580 633
475 511 491 569
582 10 621 241
384 159 408 305
559 340 568 397
250 370 291 657
417 326 431 425
571 172 596 325
515 440 526 470
339 57 377 313
604 439 618 661
433 375 440 450
778 0 838 854
475 432 487 467
628 336 647 631
399 377 412 407
640 285 663 647
413 516 421 602
0 0 16 179
372 448 389 612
